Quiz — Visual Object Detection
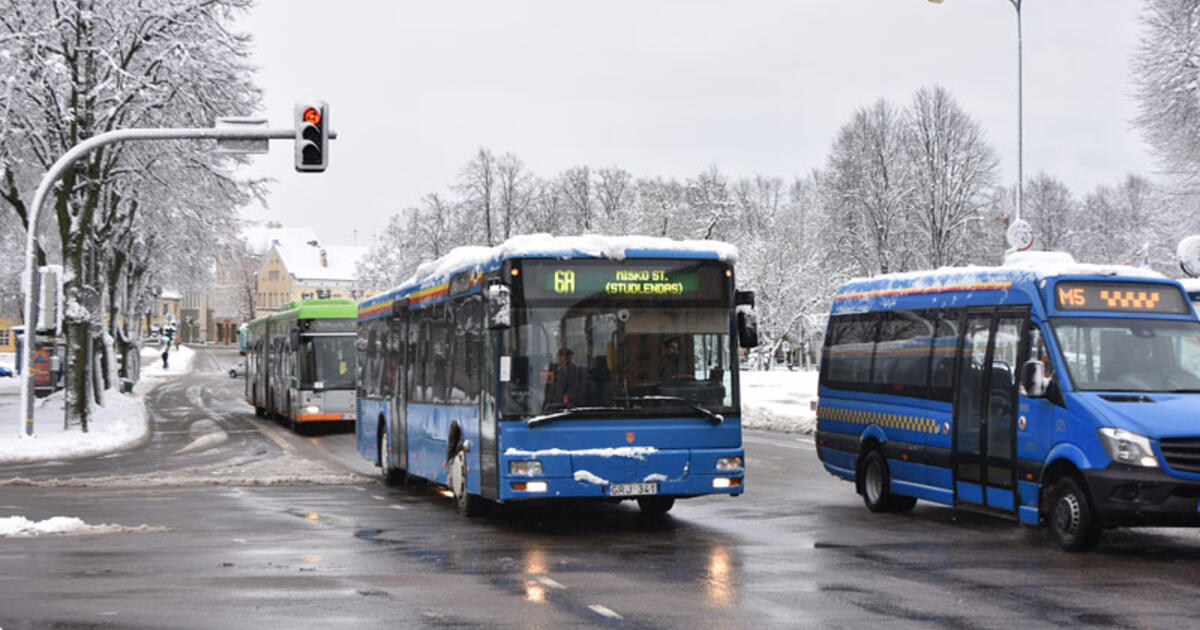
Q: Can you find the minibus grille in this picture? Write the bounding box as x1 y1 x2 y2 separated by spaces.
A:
1159 439 1200 474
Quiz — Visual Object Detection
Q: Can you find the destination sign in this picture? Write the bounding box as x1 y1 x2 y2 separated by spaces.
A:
522 260 726 302
1054 282 1190 314
304 318 357 332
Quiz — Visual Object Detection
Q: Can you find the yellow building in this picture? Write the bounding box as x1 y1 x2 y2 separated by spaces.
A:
253 231 371 318
0 316 17 354
149 292 181 335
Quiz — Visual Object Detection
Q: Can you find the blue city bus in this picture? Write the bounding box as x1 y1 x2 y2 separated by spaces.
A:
355 235 757 517
816 255 1200 550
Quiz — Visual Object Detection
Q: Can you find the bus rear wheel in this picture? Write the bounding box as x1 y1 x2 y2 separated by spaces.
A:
860 449 916 513
1047 476 1101 552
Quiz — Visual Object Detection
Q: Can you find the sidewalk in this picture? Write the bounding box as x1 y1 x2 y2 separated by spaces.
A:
0 345 196 465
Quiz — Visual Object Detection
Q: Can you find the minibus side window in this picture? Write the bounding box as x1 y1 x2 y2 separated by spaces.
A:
824 314 880 391
873 311 934 396
930 310 960 401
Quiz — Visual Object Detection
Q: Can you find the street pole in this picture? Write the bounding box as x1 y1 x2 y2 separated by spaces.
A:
1012 0 1023 222
18 124 335 437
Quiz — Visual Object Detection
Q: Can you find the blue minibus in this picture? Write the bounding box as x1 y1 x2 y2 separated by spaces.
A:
816 253 1200 550
355 235 757 517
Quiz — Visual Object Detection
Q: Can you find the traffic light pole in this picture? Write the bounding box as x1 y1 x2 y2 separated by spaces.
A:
17 124 335 437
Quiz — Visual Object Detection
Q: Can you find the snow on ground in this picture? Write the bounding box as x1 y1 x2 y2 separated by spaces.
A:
0 515 170 537
740 369 819 434
0 345 195 464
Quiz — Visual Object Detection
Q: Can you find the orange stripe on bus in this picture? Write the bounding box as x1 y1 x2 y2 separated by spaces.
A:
296 413 352 422
834 281 1012 302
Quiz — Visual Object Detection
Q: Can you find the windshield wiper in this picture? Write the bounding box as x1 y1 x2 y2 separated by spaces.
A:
526 406 629 428
616 396 724 425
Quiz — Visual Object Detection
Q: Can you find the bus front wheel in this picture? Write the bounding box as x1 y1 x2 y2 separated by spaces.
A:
378 426 403 487
450 450 486 517
860 450 916 513
637 496 675 516
1047 476 1101 552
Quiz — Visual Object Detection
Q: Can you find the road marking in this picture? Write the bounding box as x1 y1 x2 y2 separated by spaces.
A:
371 495 385 500
743 434 813 450
389 504 406 510
536 576 564 589
251 420 297 455
588 604 623 620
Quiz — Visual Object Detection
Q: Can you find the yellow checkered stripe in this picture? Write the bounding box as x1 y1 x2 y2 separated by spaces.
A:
817 405 940 434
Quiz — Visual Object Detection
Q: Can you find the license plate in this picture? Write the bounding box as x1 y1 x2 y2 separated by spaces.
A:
609 482 658 497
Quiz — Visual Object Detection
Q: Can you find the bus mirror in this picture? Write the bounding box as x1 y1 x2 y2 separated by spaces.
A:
487 284 511 329
1021 359 1049 398
735 290 755 307
737 306 759 349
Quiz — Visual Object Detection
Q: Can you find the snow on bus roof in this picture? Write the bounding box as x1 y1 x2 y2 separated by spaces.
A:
1182 277 1200 294
394 233 738 293
837 251 1166 296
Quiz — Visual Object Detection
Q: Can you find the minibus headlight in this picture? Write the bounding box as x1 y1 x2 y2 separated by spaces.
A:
1098 428 1158 468
715 456 743 471
509 460 543 476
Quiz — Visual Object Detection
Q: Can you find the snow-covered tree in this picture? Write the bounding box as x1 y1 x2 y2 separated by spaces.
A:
1133 0 1200 188
904 86 999 267
1022 173 1078 252
0 0 260 427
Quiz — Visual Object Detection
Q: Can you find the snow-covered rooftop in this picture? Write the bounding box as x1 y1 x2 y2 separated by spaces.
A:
1182 277 1200 295
277 242 367 282
239 224 318 257
837 251 1166 296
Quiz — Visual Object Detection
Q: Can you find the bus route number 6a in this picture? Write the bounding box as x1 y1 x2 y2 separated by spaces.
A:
554 270 576 294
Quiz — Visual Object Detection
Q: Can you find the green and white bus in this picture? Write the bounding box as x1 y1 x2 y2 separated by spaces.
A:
244 299 357 432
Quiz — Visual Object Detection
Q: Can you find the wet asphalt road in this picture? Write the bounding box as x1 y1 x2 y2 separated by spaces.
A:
4 348 1200 629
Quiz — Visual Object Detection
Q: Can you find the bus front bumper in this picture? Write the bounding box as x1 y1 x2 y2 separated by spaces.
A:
499 474 744 502
1083 465 1200 527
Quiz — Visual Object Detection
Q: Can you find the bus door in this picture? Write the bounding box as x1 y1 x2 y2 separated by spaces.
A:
953 308 1026 513
388 309 408 472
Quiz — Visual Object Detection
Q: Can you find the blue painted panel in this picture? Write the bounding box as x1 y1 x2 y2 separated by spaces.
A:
1018 505 1040 525
818 447 857 473
986 486 1015 511
1017 480 1040 508
824 462 855 481
888 459 925 485
891 479 953 506
405 402 479 488
957 481 984 504
356 398 389 461
927 464 953 489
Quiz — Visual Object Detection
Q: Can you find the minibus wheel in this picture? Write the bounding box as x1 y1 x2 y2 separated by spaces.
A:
861 450 916 513
1048 476 1101 552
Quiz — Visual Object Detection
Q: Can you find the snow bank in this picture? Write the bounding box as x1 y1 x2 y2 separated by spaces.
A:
0 345 196 464
740 369 818 434
0 515 170 537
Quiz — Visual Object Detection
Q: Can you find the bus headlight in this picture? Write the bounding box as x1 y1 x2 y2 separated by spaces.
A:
509 460 543 476
303 405 321 414
1098 428 1158 468
715 456 743 471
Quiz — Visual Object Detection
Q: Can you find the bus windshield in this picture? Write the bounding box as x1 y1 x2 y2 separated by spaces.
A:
1052 317 1200 392
500 259 735 419
299 334 355 390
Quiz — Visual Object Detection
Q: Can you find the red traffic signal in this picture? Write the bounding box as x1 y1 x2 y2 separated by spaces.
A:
294 102 328 172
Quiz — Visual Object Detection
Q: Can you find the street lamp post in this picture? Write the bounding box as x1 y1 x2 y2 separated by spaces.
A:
930 0 1023 222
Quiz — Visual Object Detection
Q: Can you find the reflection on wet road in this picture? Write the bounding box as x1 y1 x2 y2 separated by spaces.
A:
4 349 1200 628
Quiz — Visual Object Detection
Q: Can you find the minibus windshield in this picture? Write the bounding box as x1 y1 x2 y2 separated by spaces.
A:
1052 318 1200 392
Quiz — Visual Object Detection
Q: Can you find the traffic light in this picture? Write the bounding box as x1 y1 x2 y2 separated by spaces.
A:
294 102 328 172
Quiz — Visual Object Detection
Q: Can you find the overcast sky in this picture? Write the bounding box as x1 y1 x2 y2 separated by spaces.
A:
235 0 1152 248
